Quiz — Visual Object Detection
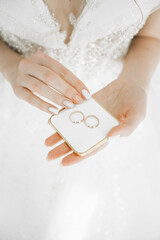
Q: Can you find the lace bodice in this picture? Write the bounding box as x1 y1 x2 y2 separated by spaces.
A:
0 0 160 93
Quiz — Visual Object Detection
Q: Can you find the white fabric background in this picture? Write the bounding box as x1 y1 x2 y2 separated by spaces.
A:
0 1 160 240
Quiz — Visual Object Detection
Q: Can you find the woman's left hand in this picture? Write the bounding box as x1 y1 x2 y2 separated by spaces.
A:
45 78 147 166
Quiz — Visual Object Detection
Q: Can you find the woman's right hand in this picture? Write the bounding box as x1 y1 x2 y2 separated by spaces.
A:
6 51 91 114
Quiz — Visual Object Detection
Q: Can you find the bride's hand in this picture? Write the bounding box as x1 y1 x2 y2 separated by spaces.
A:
6 51 90 113
45 78 147 166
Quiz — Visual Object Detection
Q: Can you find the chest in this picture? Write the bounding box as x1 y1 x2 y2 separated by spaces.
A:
0 0 153 49
42 0 86 44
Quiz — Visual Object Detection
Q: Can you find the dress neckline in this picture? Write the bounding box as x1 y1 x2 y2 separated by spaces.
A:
39 0 89 47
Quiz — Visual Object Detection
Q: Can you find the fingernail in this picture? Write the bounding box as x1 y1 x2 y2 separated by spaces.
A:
59 162 63 167
81 89 91 100
108 135 120 143
48 107 59 114
72 94 83 103
63 100 74 108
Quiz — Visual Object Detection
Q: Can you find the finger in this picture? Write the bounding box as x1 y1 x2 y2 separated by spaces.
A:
107 109 145 137
31 52 91 100
61 140 109 166
47 142 72 160
19 59 84 104
45 132 62 147
22 75 76 109
15 86 59 114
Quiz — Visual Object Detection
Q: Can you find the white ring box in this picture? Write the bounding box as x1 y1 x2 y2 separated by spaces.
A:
49 96 119 156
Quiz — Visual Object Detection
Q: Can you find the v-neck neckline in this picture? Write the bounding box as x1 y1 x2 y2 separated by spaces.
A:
39 0 89 47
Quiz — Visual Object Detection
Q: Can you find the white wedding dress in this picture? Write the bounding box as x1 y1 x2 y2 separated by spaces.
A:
0 1 160 239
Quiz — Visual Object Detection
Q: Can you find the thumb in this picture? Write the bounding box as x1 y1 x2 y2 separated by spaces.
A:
107 109 145 138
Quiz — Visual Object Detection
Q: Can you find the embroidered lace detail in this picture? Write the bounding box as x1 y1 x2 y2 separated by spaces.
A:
0 17 146 81
0 29 45 56
0 0 152 92
30 0 102 46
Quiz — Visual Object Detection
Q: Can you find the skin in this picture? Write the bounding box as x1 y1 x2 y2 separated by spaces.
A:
45 8 160 166
0 2 160 166
0 2 89 112
43 0 84 44
3 52 90 112
45 80 147 166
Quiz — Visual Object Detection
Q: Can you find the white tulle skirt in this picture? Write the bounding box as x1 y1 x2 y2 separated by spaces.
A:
0 63 160 240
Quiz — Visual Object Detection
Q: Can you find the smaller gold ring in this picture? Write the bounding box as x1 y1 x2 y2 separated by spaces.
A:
84 115 100 128
69 111 85 124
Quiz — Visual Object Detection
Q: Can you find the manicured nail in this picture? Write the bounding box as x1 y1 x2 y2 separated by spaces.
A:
63 100 74 108
59 162 63 167
72 94 83 103
81 89 91 99
48 107 59 114
108 135 120 143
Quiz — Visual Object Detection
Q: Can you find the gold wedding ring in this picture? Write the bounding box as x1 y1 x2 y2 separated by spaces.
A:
69 111 100 128
84 115 99 128
69 111 85 124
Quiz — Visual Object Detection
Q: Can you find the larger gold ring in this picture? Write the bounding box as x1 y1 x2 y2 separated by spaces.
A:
69 111 85 124
84 115 100 128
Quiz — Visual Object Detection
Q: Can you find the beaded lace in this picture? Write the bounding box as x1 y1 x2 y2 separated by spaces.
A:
0 0 159 92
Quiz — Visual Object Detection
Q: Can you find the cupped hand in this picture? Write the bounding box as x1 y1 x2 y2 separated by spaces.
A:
7 51 91 113
45 78 148 166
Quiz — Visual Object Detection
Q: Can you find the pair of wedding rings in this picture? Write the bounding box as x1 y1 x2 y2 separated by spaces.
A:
69 111 100 128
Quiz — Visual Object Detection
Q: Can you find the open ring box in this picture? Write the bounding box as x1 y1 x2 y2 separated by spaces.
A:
48 96 119 156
